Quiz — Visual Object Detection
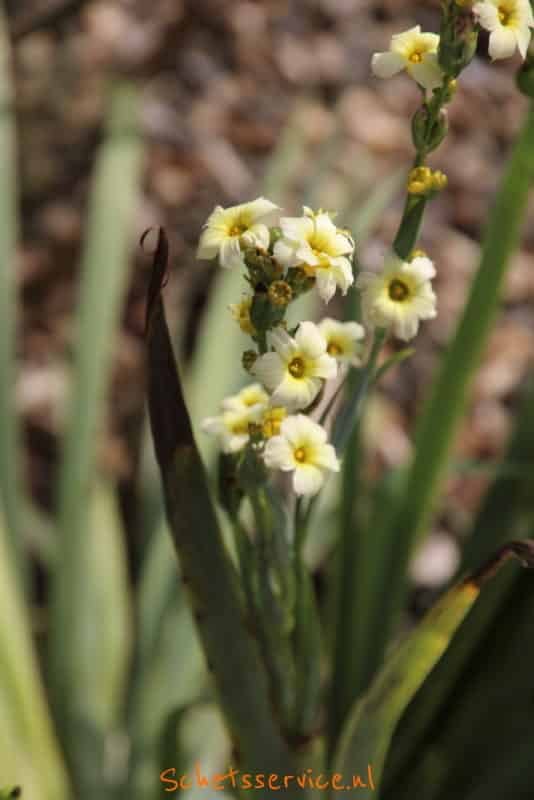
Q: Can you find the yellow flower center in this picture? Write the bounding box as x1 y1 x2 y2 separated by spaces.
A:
388 279 411 302
409 50 423 63
288 357 306 378
229 223 247 237
327 341 343 356
498 6 511 25
262 408 286 438
231 421 250 435
294 447 307 463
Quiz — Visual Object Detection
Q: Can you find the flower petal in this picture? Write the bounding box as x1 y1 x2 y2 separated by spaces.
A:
271 375 320 411
473 2 500 32
264 435 295 470
197 227 225 259
219 237 244 269
245 197 280 226
408 255 436 281
516 24 532 58
371 50 406 79
310 353 338 380
488 26 517 59
252 352 286 391
296 321 327 359
268 327 296 362
313 443 340 472
409 54 444 90
293 464 324 496
315 271 337 304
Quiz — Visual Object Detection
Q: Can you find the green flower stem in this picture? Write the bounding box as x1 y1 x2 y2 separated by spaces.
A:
249 488 297 732
379 100 534 658
0 4 24 579
392 195 427 260
146 231 298 782
394 78 453 258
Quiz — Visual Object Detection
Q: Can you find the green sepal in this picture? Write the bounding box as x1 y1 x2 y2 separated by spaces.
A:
250 291 286 334
411 107 448 154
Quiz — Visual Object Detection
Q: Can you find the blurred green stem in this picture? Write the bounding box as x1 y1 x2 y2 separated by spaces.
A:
0 3 25 579
378 100 534 658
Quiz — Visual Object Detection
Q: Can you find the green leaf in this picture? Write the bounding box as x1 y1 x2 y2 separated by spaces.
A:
47 80 142 786
383 566 534 799
377 375 534 792
0 506 70 800
460 375 534 572
0 5 24 576
331 541 534 799
145 229 297 780
366 100 534 677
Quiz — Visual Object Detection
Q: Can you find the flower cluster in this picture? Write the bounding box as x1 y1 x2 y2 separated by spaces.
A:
372 1 534 96
198 197 438 496
198 201 355 304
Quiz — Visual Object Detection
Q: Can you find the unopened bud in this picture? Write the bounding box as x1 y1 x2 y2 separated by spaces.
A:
407 166 433 195
268 280 293 307
431 170 448 191
242 349 258 372
410 248 428 260
412 108 448 154
407 166 447 196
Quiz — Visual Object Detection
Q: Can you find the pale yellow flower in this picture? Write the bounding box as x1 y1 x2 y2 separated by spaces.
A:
197 197 279 269
253 321 337 412
274 208 354 303
474 0 534 59
317 318 366 365
372 26 443 91
357 255 437 341
202 384 268 453
264 414 340 496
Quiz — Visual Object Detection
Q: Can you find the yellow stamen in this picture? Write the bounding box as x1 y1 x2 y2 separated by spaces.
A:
231 421 250 435
409 50 423 63
498 7 510 25
294 447 307 463
288 357 306 378
229 223 247 237
262 408 287 438
327 342 343 357
389 279 410 302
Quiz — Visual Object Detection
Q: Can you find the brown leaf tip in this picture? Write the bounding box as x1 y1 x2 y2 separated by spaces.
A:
143 227 169 334
467 539 534 588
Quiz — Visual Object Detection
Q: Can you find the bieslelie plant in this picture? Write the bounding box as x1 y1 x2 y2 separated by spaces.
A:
144 1 534 795
3 1 534 798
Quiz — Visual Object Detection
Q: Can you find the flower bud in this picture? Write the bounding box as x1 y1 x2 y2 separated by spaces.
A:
407 166 448 196
407 166 433 195
438 5 478 77
268 280 293 307
250 290 285 332
410 248 428 260
412 108 449 154
242 349 258 373
431 170 448 191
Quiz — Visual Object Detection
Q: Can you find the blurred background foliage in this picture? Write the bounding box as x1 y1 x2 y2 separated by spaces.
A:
1 1 534 799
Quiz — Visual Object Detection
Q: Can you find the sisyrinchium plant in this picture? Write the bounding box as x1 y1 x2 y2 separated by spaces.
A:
143 0 534 794
4 2 534 799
